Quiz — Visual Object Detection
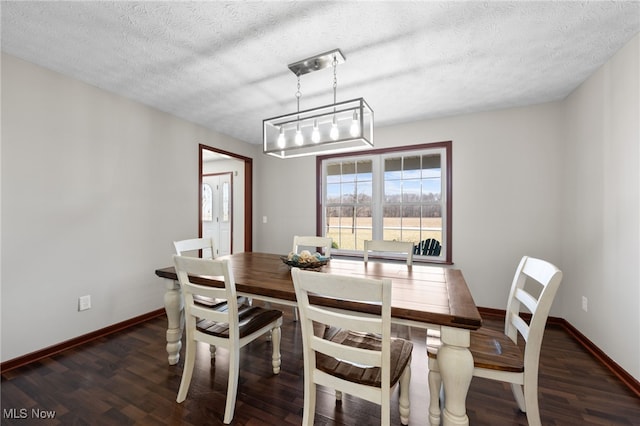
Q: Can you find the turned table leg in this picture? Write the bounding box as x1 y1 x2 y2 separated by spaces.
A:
164 279 184 365
438 326 473 426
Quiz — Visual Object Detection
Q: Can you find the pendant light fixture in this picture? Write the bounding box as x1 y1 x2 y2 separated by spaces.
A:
263 49 374 159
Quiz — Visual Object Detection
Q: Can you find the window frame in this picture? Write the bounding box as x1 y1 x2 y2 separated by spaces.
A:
316 141 452 264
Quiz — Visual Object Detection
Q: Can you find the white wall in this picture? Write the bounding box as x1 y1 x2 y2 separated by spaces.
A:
560 35 639 379
0 53 256 362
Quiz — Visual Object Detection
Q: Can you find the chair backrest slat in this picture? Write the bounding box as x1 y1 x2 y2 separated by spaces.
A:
509 313 530 342
306 305 382 335
312 337 383 368
515 288 538 316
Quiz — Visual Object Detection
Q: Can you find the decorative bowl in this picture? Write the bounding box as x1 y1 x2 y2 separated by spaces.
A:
280 255 330 269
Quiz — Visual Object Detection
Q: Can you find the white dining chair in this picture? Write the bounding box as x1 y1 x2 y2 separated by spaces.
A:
174 236 216 259
364 240 414 266
427 256 563 426
292 235 332 257
173 255 283 424
289 235 333 320
291 267 413 426
174 237 250 310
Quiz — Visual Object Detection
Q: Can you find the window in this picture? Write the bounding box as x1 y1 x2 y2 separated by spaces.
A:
202 183 213 222
318 142 451 263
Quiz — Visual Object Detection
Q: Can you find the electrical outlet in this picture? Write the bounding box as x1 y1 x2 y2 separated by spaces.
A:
581 296 588 312
78 295 91 311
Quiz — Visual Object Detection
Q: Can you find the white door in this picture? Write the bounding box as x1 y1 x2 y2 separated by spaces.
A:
202 173 232 257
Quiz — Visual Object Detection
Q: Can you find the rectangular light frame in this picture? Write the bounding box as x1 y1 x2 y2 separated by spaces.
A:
263 98 373 159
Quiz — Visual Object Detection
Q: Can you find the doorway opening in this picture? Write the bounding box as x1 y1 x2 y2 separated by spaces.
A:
199 144 253 252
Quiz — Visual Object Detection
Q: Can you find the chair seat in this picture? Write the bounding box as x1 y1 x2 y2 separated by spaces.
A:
317 328 414 387
427 326 524 373
197 304 283 338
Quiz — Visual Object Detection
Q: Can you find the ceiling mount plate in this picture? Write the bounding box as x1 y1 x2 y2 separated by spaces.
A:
288 49 346 76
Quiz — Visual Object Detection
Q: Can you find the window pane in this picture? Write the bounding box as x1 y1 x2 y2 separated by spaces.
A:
384 180 401 203
423 203 442 218
341 182 356 203
384 158 402 180
403 156 421 179
327 182 341 202
422 178 441 200
325 206 372 251
342 161 356 182
402 179 421 202
355 206 372 251
382 206 401 241
422 153 440 168
357 181 372 202
326 163 341 184
402 205 421 243
420 209 442 243
356 160 372 180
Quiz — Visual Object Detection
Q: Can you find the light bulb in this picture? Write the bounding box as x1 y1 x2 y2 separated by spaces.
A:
350 111 360 137
277 127 286 148
295 128 304 146
311 120 320 143
330 116 339 140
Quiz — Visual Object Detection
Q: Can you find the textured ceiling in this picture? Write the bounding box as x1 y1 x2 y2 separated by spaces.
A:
2 1 639 146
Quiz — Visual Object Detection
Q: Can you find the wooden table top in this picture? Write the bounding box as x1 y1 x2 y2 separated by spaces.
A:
155 252 482 330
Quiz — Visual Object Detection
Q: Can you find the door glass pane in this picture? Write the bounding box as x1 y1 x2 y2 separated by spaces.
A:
202 184 213 222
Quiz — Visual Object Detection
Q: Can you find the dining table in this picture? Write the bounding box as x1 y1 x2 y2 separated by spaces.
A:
155 251 482 426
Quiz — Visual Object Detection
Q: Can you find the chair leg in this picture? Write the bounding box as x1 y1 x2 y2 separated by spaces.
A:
293 307 299 321
271 326 282 374
210 344 216 358
382 396 391 426
521 378 542 426
335 390 342 401
428 359 442 426
222 347 240 424
302 382 316 426
176 338 196 403
396 324 412 340
398 362 411 425
510 382 526 412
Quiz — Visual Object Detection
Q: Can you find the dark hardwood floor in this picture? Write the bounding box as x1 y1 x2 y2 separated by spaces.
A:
2 306 639 425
